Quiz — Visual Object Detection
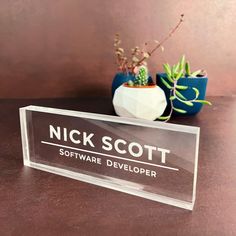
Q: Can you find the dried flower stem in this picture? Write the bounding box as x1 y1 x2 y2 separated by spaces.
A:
134 14 184 70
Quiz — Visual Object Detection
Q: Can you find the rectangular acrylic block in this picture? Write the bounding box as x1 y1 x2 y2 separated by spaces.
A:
20 106 200 210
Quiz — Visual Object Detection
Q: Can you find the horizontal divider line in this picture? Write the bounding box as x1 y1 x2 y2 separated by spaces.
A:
41 141 179 171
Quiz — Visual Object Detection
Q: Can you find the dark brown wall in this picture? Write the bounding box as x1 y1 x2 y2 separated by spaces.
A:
0 0 235 98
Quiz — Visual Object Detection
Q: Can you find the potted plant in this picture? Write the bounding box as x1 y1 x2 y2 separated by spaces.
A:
112 14 185 96
156 55 212 121
113 65 167 121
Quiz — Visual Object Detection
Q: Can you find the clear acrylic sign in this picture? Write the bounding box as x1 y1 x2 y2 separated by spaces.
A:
20 106 200 210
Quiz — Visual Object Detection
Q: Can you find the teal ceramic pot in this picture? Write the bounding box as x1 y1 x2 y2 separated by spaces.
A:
112 72 153 97
156 73 208 115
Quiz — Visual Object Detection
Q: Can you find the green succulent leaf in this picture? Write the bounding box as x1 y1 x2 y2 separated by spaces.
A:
175 69 184 80
190 70 202 77
180 55 185 71
160 77 172 89
166 75 174 83
175 90 187 100
172 64 176 72
173 63 180 76
185 61 191 76
157 115 170 120
181 100 194 106
173 107 187 113
169 96 175 101
192 87 200 98
194 100 212 105
171 65 175 78
175 85 188 90
163 63 172 78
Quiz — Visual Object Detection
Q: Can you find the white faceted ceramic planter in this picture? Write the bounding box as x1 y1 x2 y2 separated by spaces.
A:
113 85 167 121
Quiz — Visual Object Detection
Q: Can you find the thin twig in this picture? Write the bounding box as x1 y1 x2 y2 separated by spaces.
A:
134 14 184 70
163 89 174 122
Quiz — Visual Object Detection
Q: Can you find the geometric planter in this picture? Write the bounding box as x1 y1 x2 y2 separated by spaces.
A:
156 73 208 116
113 84 167 121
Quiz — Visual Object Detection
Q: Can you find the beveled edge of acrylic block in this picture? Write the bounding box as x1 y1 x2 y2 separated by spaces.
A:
19 107 30 166
19 105 200 211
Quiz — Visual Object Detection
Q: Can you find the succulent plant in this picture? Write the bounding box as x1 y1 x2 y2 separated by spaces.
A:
133 66 149 86
158 56 212 121
165 55 205 79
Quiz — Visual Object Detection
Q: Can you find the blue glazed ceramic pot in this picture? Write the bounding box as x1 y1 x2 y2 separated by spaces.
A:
112 73 134 97
112 72 153 97
156 73 208 115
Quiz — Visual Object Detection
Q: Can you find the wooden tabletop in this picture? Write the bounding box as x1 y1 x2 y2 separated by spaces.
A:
0 97 235 236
